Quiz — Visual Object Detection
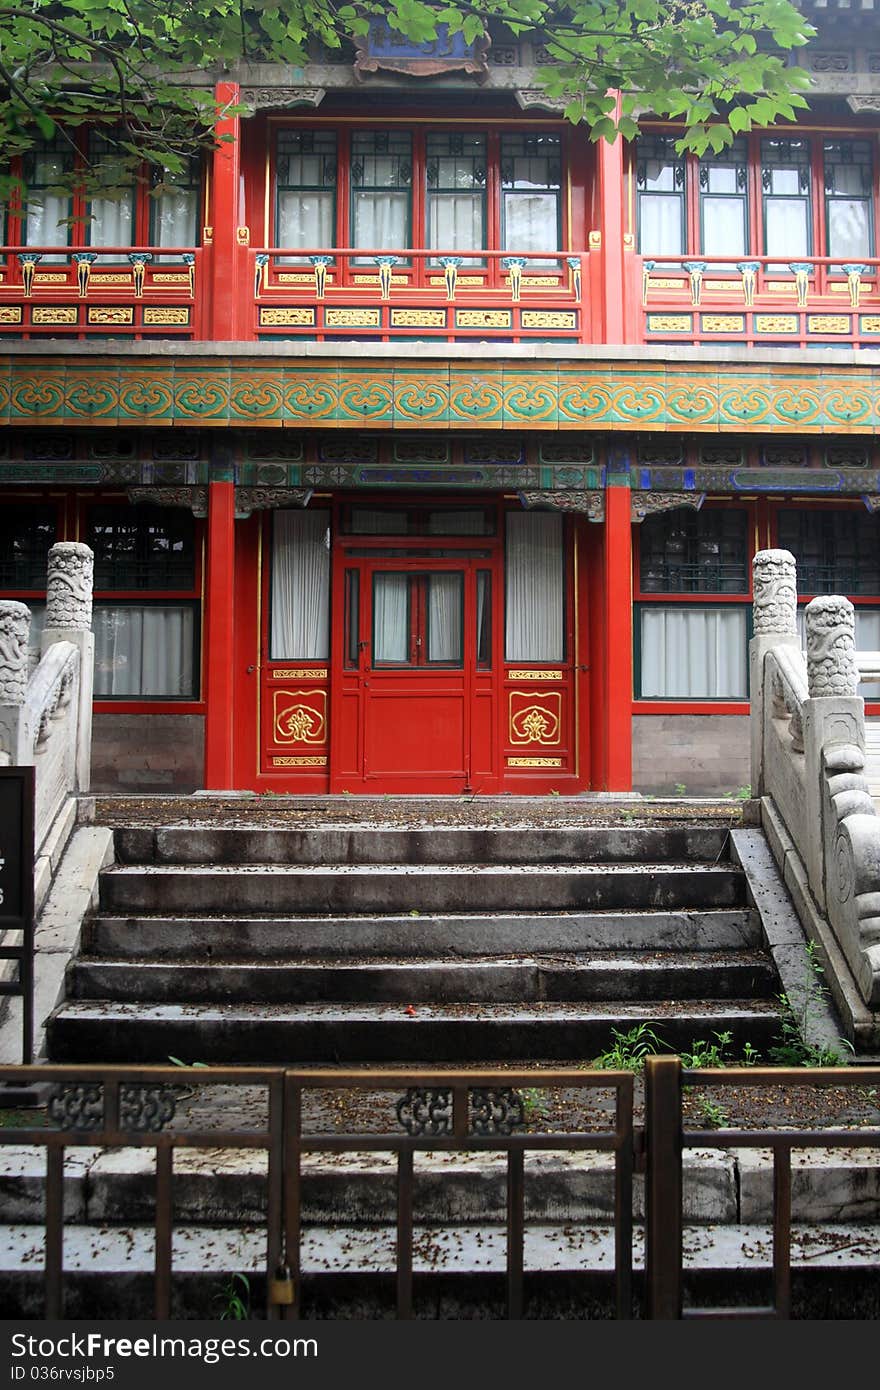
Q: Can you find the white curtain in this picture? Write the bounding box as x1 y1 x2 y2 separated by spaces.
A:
427 574 463 662
476 572 491 665
92 605 195 697
352 193 408 250
702 199 746 257
90 192 134 261
505 512 564 663
640 607 747 698
155 188 198 250
277 191 335 257
503 192 557 259
428 195 483 254
639 195 683 256
26 150 69 261
827 201 871 261
270 510 330 660
373 573 409 662
765 200 809 258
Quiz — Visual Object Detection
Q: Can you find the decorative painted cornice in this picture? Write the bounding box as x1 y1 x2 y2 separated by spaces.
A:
4 356 880 436
127 486 208 516
240 86 326 110
631 490 706 521
234 486 313 517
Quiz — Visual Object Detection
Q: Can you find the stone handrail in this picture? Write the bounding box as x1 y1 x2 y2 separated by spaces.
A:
0 544 94 902
751 548 880 1015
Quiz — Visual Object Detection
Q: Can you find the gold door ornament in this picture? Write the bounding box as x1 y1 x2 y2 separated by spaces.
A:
273 690 327 744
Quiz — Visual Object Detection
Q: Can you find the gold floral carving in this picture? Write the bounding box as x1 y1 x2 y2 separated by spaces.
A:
808 315 850 333
766 282 797 294
455 309 512 327
521 277 563 287
87 306 134 325
860 317 880 332
755 315 799 332
705 280 741 292
32 306 77 324
273 690 327 744
270 668 328 680
143 307 190 325
647 315 692 331
648 278 687 289
520 310 576 328
509 692 562 745
507 670 563 680
0 306 23 324
32 273 68 283
277 272 334 284
353 274 406 285
507 757 563 767
390 309 447 327
701 315 745 332
259 306 316 326
325 308 381 327
271 756 327 767
90 274 132 285
428 275 482 286
152 273 190 284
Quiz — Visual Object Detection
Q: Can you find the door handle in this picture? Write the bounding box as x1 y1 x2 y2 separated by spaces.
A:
246 664 256 674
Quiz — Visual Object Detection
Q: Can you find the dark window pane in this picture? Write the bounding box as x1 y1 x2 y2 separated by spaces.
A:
639 509 748 593
0 505 57 588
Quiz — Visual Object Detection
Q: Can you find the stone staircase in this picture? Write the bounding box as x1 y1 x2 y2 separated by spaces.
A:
45 821 785 1064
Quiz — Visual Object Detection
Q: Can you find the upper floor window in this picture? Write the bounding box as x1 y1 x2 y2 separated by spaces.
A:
273 127 565 257
23 138 74 260
635 132 876 263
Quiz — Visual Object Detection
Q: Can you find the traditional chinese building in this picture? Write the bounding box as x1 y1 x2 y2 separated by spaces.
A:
1 6 879 796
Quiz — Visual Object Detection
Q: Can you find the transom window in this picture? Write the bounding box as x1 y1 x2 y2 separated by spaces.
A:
639 509 749 593
0 505 57 588
777 509 880 595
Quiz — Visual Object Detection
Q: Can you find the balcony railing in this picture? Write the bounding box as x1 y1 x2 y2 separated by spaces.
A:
249 246 593 344
634 253 880 348
0 245 203 339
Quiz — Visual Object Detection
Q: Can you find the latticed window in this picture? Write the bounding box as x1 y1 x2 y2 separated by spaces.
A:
777 509 880 595
636 135 685 256
425 132 486 256
824 139 874 262
500 133 562 257
275 130 337 259
350 130 413 254
639 509 749 594
761 137 812 259
0 505 57 588
88 505 195 590
699 139 748 259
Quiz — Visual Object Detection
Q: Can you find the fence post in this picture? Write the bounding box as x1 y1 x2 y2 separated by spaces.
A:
644 1054 682 1318
41 543 94 793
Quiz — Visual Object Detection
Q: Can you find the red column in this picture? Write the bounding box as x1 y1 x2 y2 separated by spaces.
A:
210 80 244 341
203 481 237 788
603 481 633 790
595 95 626 344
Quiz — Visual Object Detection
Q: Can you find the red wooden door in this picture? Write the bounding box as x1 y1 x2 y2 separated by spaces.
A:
330 555 496 792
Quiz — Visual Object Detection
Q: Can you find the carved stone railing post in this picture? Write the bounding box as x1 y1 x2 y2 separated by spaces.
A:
41 543 94 792
750 548 800 797
803 595 866 911
0 601 33 764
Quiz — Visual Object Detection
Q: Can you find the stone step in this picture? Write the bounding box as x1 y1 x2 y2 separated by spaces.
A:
97 863 747 916
46 998 782 1064
67 952 779 1005
84 908 761 959
3 1144 877 1226
113 824 734 867
2 1221 879 1320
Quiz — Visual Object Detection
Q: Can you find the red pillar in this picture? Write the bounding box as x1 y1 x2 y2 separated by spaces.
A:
210 81 244 341
595 94 626 344
603 480 633 790
203 481 237 788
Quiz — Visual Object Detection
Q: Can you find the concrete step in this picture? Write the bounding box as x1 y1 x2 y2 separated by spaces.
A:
113 824 734 867
3 1143 878 1226
66 952 779 1006
2 1221 879 1320
46 998 783 1063
97 863 747 916
83 908 762 959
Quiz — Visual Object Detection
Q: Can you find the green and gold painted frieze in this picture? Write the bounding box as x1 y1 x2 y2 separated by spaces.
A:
1 356 880 434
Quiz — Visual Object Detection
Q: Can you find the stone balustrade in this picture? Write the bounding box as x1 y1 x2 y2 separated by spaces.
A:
751 549 880 1033
0 544 94 905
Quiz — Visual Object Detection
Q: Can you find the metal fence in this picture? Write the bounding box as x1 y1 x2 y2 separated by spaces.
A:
1 1060 879 1319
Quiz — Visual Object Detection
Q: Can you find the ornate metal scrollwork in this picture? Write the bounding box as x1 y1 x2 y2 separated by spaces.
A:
48 1083 104 1131
396 1087 452 1136
469 1087 526 1136
119 1084 178 1132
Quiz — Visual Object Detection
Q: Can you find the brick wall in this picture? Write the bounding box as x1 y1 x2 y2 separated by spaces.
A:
632 715 750 796
91 714 204 792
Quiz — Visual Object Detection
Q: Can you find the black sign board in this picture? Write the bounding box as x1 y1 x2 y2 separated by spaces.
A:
0 767 36 1064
